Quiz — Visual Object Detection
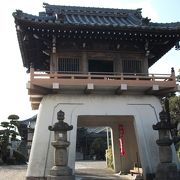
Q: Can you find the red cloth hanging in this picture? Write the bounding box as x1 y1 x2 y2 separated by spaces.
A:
119 125 126 156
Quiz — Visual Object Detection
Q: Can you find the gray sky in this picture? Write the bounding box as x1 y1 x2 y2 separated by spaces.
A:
0 0 179 122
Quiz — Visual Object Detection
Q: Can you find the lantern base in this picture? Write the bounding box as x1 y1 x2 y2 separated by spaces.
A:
155 162 179 180
48 166 75 180
47 175 75 180
49 166 73 176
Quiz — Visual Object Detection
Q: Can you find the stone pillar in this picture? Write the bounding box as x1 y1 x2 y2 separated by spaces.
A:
48 110 75 180
111 125 121 173
152 110 180 180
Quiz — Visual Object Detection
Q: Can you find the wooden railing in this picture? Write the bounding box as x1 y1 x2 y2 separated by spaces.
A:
30 68 176 82
28 68 178 110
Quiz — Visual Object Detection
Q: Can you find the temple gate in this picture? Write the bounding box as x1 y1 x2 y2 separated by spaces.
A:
13 3 180 179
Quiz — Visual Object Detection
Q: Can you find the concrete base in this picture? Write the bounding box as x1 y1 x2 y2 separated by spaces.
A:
155 163 179 180
27 175 75 180
47 175 75 180
26 177 46 180
49 166 73 176
135 175 144 180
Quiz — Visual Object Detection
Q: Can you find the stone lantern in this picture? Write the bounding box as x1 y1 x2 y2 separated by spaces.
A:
48 110 75 180
152 110 179 180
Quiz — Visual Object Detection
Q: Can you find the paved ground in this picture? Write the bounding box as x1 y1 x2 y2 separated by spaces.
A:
0 161 137 180
75 161 136 180
0 165 27 180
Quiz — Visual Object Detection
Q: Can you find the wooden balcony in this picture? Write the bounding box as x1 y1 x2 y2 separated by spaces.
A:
27 68 178 110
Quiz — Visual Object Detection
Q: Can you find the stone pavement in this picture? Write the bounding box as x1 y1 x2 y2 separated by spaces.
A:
75 161 135 180
0 164 27 180
0 161 137 180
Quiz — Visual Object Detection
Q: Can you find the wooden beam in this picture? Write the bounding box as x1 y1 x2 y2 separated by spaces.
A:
28 85 52 95
115 84 127 95
31 103 40 110
145 85 159 95
145 86 176 96
30 97 43 103
84 83 94 94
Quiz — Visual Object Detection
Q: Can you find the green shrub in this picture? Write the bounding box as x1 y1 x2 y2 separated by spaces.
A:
106 146 114 169
176 141 180 160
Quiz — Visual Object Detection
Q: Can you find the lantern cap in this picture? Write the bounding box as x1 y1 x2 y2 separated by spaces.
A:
48 110 73 132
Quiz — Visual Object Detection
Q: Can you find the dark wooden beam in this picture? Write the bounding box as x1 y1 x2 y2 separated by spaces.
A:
31 103 40 110
28 84 52 95
84 83 94 94
115 84 127 95
30 97 43 103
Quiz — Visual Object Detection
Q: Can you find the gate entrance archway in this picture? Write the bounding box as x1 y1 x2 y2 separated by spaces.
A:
76 126 108 161
26 94 164 179
76 115 140 174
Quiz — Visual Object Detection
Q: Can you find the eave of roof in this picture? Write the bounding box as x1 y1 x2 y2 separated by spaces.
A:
13 11 180 34
13 4 180 30
12 3 180 69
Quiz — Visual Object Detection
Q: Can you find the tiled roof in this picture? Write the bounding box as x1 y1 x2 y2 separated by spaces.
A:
20 115 37 125
12 3 180 69
13 3 150 28
13 3 180 30
42 3 144 27
87 127 107 134
149 22 180 29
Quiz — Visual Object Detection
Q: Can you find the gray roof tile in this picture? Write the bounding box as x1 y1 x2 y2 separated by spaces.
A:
13 3 180 30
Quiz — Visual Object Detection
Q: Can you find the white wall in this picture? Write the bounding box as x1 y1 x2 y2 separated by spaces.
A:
26 94 179 178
